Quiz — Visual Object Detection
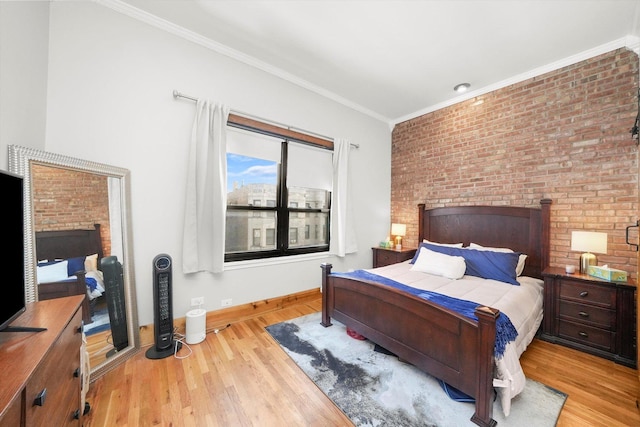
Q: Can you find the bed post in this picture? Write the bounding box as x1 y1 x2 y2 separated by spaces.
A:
540 199 552 271
320 263 332 327
418 203 426 242
471 306 499 427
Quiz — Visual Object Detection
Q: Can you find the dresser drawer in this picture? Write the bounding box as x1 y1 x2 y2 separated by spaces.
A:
558 300 615 329
558 319 614 352
0 394 22 427
25 308 82 426
559 280 616 308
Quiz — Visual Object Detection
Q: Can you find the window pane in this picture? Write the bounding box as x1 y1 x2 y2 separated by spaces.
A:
226 210 277 252
227 152 278 206
288 212 328 248
288 187 330 209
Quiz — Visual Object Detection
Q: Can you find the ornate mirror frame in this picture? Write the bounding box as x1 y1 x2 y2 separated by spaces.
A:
8 145 140 380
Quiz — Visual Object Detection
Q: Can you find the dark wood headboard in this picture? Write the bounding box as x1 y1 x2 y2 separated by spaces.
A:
418 199 552 278
35 224 104 262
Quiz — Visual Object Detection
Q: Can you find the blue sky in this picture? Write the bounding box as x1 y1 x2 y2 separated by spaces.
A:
226 153 277 192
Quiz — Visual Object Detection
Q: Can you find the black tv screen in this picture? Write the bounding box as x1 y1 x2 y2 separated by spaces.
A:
0 169 26 331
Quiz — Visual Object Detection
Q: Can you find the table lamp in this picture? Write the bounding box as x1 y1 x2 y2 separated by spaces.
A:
391 223 406 250
570 231 607 274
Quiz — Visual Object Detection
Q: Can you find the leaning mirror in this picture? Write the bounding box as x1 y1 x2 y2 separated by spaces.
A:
8 145 139 380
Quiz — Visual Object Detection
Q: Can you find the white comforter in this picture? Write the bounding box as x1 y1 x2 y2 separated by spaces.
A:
365 260 544 417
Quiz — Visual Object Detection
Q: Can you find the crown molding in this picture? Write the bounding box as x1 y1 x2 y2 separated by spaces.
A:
391 37 640 127
94 0 389 124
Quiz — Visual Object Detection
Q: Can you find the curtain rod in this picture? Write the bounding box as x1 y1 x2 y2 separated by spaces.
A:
172 90 359 149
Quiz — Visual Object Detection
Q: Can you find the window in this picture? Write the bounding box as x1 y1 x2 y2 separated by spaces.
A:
289 227 298 244
266 228 275 246
225 126 332 261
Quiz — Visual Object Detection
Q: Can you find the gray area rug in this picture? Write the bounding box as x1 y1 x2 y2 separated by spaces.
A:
266 312 567 427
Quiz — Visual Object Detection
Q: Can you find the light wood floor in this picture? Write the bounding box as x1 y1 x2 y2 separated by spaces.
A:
84 297 640 426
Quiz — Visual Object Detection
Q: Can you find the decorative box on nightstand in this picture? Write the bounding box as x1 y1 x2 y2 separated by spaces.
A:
372 246 416 268
540 266 637 368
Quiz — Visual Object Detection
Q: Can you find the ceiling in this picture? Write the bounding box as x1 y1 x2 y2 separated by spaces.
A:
115 0 640 125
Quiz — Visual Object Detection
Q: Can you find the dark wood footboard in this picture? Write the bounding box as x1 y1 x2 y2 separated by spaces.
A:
321 263 498 427
320 200 551 427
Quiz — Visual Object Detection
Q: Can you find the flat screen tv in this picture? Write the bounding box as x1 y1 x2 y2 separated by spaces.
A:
0 169 27 331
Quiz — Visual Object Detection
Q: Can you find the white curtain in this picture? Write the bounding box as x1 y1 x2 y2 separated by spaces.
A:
330 138 358 256
182 100 230 274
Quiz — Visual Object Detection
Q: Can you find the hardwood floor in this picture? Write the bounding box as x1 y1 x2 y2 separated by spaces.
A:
84 296 640 426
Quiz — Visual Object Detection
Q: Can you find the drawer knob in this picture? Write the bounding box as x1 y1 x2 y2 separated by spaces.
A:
579 291 589 297
579 311 589 318
579 331 589 338
73 409 81 420
74 367 81 378
33 388 47 406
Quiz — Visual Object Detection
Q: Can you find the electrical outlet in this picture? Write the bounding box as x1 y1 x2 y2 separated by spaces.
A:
221 298 232 307
191 296 204 307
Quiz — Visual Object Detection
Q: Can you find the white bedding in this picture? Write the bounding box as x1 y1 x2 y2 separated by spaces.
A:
39 269 106 301
365 260 544 417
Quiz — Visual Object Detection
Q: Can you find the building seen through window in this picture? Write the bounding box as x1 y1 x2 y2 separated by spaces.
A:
225 126 332 261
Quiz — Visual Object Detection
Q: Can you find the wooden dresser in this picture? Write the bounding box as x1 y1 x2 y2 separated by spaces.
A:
0 295 84 426
541 267 636 368
372 247 417 268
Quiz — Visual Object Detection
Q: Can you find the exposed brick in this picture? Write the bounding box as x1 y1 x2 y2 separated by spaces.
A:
392 48 638 280
31 164 112 257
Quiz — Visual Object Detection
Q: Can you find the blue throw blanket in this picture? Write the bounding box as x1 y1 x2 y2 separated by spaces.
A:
330 270 517 358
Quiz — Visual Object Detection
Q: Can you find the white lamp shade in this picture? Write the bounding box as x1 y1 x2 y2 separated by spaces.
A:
391 223 406 237
571 231 607 254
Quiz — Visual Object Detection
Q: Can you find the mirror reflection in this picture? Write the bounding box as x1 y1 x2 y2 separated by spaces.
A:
8 145 139 380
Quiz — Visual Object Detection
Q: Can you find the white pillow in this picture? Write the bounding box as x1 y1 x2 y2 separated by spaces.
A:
36 260 69 283
468 243 527 276
423 239 464 248
410 247 466 279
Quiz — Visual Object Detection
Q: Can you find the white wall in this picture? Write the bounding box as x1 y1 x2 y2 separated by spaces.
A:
20 2 391 326
0 1 49 167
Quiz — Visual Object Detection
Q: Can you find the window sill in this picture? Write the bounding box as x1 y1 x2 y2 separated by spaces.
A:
224 251 332 270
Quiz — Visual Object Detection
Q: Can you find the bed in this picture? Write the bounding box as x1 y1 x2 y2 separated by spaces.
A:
320 200 552 427
35 224 106 325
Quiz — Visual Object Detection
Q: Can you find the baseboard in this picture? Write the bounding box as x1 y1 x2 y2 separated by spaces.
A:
139 288 321 347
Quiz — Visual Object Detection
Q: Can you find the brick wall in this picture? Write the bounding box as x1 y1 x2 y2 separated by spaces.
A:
32 164 112 256
391 48 638 280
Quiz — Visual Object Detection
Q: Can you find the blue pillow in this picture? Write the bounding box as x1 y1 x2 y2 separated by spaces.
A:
411 243 521 286
67 256 86 276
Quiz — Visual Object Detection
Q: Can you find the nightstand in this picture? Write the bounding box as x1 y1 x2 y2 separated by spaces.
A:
541 266 636 368
372 246 416 268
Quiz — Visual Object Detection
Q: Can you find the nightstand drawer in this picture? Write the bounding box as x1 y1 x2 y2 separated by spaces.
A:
558 320 614 352
559 280 616 308
376 251 399 267
558 300 615 329
372 247 416 268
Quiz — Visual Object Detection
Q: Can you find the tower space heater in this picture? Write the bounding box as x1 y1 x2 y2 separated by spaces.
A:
100 256 128 356
146 254 181 359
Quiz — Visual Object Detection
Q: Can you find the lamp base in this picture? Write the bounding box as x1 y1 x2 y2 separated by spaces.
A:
579 252 597 274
